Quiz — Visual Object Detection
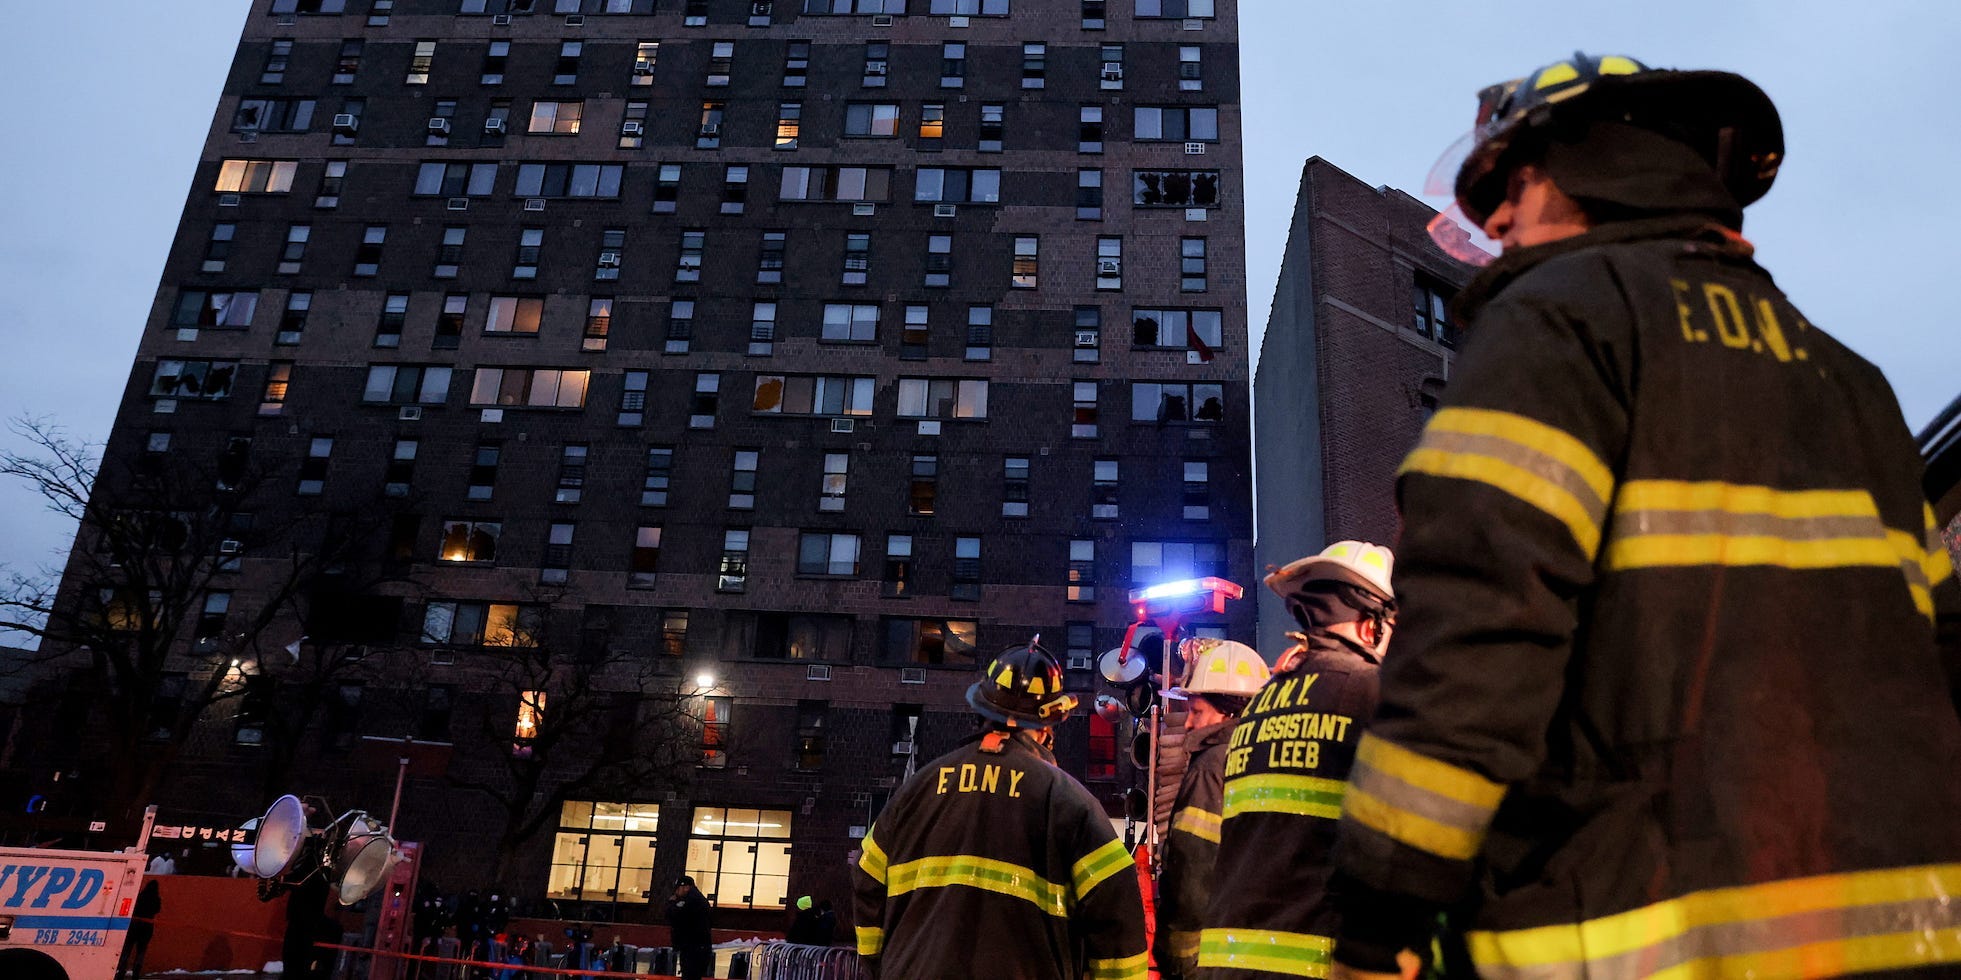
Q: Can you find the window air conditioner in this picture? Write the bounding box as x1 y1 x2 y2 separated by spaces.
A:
491 13 513 25
829 418 855 434
446 197 470 210
1100 64 1123 81
428 117 451 134
932 204 957 218
634 59 655 74
853 203 876 216
892 740 914 755
621 120 645 135
1184 141 1206 154
1097 258 1122 276
699 122 721 135
219 539 243 555
598 250 622 267
398 406 423 421
1180 62 1202 79
238 131 259 143
564 13 584 25
524 198 547 211
901 668 927 685
1067 653 1094 671
218 193 242 207
807 664 833 681
332 113 359 130
871 14 893 25
483 117 508 133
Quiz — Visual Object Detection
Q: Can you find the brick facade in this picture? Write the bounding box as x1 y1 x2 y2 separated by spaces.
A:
1253 158 1471 655
9 0 1253 932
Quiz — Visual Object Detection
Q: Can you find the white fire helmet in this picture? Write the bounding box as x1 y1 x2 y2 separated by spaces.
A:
1263 540 1395 605
1164 637 1270 700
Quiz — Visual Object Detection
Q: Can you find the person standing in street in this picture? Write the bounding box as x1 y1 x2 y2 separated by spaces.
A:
1327 53 1961 979
666 875 714 980
117 879 162 979
1155 638 1268 980
853 641 1147 980
1197 543 1396 979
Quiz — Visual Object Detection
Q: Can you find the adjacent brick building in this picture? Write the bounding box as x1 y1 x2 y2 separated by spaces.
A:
1253 157 1471 655
12 0 1253 930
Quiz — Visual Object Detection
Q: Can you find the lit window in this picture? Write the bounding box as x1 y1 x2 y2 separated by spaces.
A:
528 100 584 134
896 378 988 419
684 806 791 908
549 802 661 905
439 519 501 563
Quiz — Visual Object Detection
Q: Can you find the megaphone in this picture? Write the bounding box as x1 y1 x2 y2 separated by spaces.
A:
330 812 402 905
233 794 308 879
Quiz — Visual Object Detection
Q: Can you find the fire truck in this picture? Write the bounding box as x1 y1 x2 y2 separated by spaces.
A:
0 809 155 980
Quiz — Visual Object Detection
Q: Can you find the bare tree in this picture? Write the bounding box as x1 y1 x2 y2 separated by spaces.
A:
441 601 707 889
0 417 390 820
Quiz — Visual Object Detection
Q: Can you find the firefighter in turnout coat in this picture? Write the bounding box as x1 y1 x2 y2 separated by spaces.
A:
1199 542 1397 979
853 641 1147 980
1156 638 1270 980
1327 54 1961 978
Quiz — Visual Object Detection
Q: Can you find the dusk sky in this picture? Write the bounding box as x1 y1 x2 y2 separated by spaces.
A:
2 0 1956 586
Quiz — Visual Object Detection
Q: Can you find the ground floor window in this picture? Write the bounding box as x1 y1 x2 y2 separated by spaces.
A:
548 802 660 904
685 807 792 909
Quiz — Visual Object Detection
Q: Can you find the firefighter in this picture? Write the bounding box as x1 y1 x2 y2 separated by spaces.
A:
1199 542 1396 979
1328 53 1961 979
852 641 1147 980
1157 638 1269 980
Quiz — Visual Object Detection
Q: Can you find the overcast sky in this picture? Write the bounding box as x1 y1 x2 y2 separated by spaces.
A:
1 0 1956 583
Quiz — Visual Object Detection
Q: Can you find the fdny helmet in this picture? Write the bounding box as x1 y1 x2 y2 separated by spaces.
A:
966 640 1080 729
1443 52 1783 228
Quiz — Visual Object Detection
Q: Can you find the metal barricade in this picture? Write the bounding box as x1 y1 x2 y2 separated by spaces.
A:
744 942 871 980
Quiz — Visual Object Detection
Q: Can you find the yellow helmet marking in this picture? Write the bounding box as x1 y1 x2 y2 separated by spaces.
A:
1597 55 1642 76
1534 62 1580 89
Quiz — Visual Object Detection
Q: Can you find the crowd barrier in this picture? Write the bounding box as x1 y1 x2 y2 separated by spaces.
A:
323 939 865 980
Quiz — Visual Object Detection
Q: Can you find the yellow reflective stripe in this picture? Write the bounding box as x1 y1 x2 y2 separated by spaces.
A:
885 854 1069 916
1087 951 1148 980
1220 773 1346 821
1170 805 1222 844
858 832 888 884
854 925 883 957
1606 481 1938 622
1071 837 1133 898
1344 735 1505 862
1402 407 1614 556
1197 928 1332 977
1467 863 1961 979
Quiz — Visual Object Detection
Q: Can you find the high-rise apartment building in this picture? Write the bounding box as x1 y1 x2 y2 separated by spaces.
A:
1253 157 1469 655
17 0 1251 927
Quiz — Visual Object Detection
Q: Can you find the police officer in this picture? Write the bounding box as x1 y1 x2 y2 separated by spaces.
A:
1157 638 1269 980
853 641 1147 980
1199 542 1395 979
1328 53 1961 979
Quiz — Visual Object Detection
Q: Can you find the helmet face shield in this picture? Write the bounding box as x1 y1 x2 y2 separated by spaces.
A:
1425 130 1504 266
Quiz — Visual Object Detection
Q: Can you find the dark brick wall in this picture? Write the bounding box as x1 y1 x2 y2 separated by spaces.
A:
40 0 1253 932
1253 158 1470 655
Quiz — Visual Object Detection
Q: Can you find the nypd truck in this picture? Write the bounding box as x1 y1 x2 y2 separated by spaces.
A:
0 809 154 980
